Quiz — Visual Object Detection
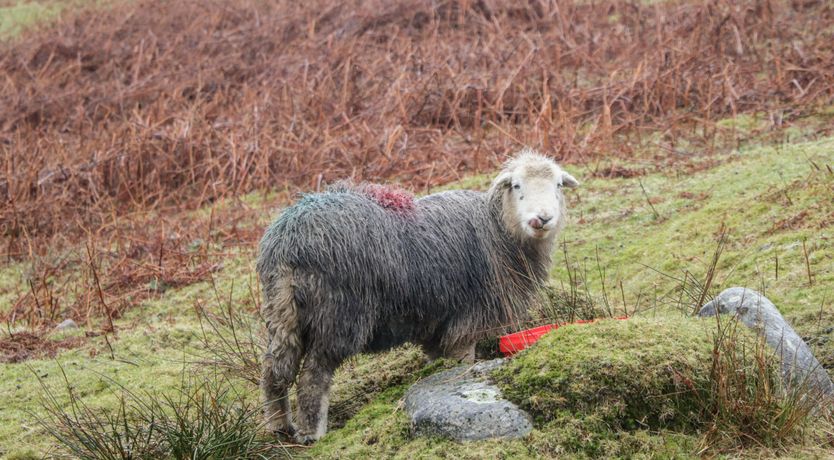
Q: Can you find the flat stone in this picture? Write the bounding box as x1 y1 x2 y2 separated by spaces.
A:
404 359 532 441
699 287 834 397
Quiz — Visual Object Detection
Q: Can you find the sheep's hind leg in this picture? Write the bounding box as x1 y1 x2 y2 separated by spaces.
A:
294 355 338 444
261 268 303 439
421 339 476 363
446 341 476 363
262 333 303 439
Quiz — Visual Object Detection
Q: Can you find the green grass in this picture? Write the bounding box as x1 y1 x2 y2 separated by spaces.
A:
0 0 120 39
1 130 833 458
492 315 824 457
1 328 208 457
0 1 64 38
554 136 834 360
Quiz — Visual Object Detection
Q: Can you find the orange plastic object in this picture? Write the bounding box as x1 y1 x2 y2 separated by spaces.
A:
499 317 628 357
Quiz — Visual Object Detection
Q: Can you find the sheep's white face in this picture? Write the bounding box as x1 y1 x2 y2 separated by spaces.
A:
491 152 579 241
508 174 562 239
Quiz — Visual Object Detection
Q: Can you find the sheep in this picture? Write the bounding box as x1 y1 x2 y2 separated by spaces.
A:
256 149 579 444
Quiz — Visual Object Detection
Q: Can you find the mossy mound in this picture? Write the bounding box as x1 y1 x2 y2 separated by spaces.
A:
494 316 714 432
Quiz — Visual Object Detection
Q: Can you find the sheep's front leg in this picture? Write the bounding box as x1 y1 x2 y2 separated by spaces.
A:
294 356 337 444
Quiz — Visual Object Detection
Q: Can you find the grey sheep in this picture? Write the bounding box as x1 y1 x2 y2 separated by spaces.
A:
257 149 579 443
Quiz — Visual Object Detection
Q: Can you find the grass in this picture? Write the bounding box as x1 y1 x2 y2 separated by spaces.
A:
1 0 833 457
34 366 275 460
0 1 59 38
554 135 834 361
0 0 104 38
1 323 210 457
494 316 715 431
1 126 829 458
493 314 825 457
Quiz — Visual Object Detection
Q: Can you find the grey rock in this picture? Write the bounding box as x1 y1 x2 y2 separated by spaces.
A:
55 319 78 331
699 287 834 397
404 359 532 441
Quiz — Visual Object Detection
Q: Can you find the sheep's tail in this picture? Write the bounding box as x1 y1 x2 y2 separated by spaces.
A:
260 266 304 435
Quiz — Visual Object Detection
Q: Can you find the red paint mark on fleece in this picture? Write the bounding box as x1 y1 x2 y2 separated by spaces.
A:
360 184 415 214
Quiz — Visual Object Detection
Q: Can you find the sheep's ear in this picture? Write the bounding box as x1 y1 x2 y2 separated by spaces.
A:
560 171 580 188
491 171 513 190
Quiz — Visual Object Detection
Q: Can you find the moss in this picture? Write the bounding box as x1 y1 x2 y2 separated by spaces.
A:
494 316 713 432
490 312 834 457
308 385 536 460
525 416 699 459
310 317 711 459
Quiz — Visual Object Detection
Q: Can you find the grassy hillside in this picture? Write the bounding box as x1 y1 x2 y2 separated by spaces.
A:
1 130 832 459
2 0 834 458
305 131 834 459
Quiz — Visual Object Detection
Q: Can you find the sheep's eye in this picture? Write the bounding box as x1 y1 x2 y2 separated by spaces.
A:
512 183 521 190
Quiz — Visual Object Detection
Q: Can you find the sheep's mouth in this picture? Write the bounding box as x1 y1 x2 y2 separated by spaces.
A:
526 226 551 239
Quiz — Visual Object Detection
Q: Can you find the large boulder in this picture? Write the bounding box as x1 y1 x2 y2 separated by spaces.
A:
699 287 834 397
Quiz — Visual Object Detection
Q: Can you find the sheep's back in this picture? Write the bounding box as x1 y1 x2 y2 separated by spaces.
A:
258 189 498 317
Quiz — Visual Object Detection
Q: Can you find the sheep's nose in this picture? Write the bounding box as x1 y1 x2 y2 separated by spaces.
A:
538 215 552 225
528 217 544 229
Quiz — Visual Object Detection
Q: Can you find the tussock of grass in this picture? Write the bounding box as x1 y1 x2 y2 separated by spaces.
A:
697 316 824 454
494 316 713 431
34 365 280 460
491 315 710 459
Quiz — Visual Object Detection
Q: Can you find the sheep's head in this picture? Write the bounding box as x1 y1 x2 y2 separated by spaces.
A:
489 149 579 241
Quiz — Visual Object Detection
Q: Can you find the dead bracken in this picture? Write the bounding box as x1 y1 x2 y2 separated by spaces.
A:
3 0 834 249
0 332 85 364
2 0 834 340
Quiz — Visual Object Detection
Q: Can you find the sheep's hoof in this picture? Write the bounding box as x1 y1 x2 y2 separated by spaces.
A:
272 424 297 442
293 432 319 445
